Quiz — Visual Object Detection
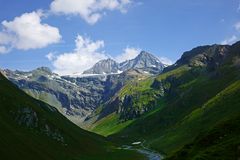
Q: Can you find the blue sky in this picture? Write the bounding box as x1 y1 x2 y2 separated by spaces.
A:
0 0 239 75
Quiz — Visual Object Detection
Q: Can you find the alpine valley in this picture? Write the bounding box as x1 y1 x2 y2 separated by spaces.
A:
2 42 240 160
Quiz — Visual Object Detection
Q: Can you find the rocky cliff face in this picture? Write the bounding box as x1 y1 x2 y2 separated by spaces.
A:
3 68 107 126
3 67 151 127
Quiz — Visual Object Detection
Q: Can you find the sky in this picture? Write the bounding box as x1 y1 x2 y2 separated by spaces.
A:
0 0 239 75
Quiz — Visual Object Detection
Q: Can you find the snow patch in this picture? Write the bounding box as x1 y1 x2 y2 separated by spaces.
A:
117 70 123 74
66 72 123 78
132 142 141 145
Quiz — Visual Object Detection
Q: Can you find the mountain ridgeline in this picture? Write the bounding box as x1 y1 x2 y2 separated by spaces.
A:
87 42 240 159
3 42 240 160
83 51 165 75
104 42 240 159
3 51 165 127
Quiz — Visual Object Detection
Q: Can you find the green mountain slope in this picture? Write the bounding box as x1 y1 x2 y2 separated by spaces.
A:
0 73 145 160
89 42 240 159
166 81 240 160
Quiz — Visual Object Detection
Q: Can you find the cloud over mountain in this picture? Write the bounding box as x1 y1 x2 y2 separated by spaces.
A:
115 47 140 62
50 35 107 75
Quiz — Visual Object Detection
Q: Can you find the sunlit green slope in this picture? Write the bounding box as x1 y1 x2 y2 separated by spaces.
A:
90 42 240 159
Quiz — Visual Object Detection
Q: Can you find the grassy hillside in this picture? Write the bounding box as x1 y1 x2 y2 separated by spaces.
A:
90 42 240 159
166 81 240 160
91 113 134 136
0 73 145 160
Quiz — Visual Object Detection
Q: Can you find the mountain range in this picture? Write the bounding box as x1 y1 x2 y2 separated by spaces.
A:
1 42 240 160
3 51 164 127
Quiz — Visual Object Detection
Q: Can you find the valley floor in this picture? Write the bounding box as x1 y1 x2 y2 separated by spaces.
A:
121 141 163 160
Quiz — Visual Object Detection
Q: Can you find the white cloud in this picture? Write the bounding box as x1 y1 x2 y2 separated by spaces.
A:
48 35 174 75
159 57 173 65
220 21 240 45
50 0 132 24
50 35 107 75
0 11 61 53
115 47 140 62
221 35 238 45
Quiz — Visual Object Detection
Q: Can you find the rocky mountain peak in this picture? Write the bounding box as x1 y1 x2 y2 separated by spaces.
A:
119 50 165 73
135 50 162 64
175 44 230 68
83 58 119 74
138 50 155 58
83 51 165 75
34 67 53 75
99 58 117 65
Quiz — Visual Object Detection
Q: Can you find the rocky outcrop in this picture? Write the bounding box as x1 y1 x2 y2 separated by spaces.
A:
165 44 230 72
12 106 64 143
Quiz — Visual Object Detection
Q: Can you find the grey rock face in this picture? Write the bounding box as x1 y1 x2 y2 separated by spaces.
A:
15 107 39 128
13 106 65 143
3 67 146 127
4 68 107 126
